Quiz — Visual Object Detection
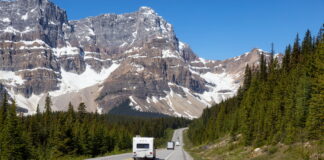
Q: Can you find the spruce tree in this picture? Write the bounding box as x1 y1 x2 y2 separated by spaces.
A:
43 94 53 151
301 30 313 55
292 33 301 64
259 53 267 81
78 102 87 121
68 102 75 121
283 45 292 71
306 35 324 140
0 93 8 126
45 94 52 114
243 65 252 91
78 102 87 114
1 101 31 159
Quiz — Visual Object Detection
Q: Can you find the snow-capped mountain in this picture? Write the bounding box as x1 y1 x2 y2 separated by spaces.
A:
0 0 279 118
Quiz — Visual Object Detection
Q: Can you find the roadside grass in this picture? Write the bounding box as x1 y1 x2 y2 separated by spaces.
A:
53 149 133 160
183 129 204 160
183 131 324 160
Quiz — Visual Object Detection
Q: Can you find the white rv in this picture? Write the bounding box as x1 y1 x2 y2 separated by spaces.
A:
133 136 156 160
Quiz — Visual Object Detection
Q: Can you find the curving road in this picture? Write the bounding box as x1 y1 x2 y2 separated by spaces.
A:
87 128 193 160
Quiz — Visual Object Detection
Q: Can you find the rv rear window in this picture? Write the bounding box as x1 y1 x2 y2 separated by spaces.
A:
137 143 150 149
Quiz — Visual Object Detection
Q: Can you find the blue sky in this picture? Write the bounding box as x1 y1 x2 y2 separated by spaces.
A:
52 0 324 60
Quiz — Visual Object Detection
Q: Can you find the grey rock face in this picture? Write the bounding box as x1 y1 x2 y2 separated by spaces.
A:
0 0 68 47
0 0 281 118
0 0 68 97
68 7 176 51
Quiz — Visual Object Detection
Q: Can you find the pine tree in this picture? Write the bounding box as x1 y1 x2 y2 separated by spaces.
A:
292 33 301 64
0 93 8 157
283 45 292 71
68 102 76 121
306 35 324 140
302 30 313 55
259 53 267 81
78 102 87 121
243 65 252 91
36 104 40 115
36 104 41 121
45 94 52 114
42 94 53 153
1 101 31 159
78 102 87 114
53 118 77 157
295 72 310 130
0 93 8 126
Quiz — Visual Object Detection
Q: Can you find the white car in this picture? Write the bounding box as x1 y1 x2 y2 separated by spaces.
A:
133 136 156 160
175 141 180 146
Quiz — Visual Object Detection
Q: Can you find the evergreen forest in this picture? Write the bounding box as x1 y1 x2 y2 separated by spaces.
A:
188 27 324 147
0 95 190 159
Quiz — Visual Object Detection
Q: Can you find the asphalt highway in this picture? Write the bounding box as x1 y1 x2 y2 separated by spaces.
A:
87 128 193 160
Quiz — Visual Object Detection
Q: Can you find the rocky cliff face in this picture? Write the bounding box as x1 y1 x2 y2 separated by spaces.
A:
0 0 280 118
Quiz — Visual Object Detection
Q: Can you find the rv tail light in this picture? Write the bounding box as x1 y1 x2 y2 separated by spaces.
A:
150 152 152 154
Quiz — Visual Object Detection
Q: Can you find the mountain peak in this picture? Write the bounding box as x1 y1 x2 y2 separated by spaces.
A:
250 48 265 53
139 6 156 15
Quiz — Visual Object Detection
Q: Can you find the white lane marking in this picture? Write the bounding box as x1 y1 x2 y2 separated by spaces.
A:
165 150 175 160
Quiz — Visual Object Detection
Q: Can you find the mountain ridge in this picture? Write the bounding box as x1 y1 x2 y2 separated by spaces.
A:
0 0 281 118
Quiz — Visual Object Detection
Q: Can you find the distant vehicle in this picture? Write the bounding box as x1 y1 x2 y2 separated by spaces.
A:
167 141 175 150
133 136 156 160
175 141 180 146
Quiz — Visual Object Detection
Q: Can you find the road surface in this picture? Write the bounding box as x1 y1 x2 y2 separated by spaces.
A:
87 128 193 160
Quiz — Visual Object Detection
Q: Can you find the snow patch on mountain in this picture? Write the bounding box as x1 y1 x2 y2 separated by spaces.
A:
0 70 25 86
129 96 142 111
3 63 121 113
1 17 10 22
16 67 59 74
50 63 120 97
3 26 20 33
162 49 180 58
6 90 44 114
140 6 156 16
21 12 28 20
52 46 81 57
132 63 145 72
146 96 159 104
84 56 111 62
197 72 239 104
178 41 186 50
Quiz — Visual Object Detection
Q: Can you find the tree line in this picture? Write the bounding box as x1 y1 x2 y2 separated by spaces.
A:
0 95 190 159
188 26 323 147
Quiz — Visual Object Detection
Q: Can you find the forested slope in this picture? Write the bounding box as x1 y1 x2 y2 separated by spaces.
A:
0 95 190 159
188 26 323 147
